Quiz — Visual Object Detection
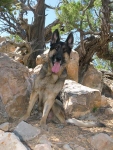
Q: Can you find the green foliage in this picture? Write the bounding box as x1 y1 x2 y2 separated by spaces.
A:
0 0 22 15
92 107 98 113
55 0 102 33
93 54 112 71
7 34 23 43
52 24 61 32
94 0 102 8
0 0 15 11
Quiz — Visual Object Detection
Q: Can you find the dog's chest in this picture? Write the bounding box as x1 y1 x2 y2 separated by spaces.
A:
34 74 65 95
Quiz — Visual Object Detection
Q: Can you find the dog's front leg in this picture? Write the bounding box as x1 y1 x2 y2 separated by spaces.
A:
20 90 39 121
40 98 55 128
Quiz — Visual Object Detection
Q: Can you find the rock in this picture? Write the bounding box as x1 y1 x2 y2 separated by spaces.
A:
101 95 109 107
36 49 49 65
0 40 16 53
0 122 9 131
101 70 113 98
34 144 52 150
79 113 97 121
33 65 43 74
61 80 101 118
105 108 113 115
66 51 79 82
0 53 32 123
89 133 113 150
0 130 28 150
74 144 86 150
0 36 6 43
81 63 102 92
38 134 51 145
63 144 72 150
13 121 40 141
107 98 113 107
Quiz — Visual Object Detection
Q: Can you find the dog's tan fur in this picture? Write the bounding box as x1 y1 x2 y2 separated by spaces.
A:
20 47 70 127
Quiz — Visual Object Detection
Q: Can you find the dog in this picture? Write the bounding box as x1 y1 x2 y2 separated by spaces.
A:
20 29 105 129
20 29 73 128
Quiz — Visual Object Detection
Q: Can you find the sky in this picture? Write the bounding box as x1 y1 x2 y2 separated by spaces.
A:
27 0 59 26
1 0 59 36
45 0 59 26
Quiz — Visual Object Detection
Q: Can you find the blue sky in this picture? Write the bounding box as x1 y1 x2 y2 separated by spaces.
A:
26 0 59 27
45 0 59 26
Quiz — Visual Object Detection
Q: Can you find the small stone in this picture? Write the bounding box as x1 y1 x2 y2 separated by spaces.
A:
105 108 113 115
34 144 52 150
101 95 109 107
0 122 9 131
74 144 86 150
63 144 72 150
38 134 51 145
13 121 40 141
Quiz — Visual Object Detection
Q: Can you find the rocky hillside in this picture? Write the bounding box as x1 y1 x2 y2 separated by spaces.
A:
0 52 113 150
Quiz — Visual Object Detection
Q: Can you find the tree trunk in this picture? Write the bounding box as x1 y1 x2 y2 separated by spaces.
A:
26 0 45 68
75 36 113 83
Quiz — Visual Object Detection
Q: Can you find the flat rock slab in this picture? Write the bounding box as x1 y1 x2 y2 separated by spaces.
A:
0 130 28 150
13 121 41 141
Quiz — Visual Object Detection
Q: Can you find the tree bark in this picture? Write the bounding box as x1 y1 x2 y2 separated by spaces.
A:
75 36 113 83
25 0 45 68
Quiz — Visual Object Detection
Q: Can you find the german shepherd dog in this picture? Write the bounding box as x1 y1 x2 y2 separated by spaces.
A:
20 29 73 128
20 29 105 128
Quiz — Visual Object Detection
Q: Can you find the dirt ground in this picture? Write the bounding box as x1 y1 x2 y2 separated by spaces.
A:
22 110 113 150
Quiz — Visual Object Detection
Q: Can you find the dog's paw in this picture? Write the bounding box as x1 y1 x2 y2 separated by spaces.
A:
40 121 48 131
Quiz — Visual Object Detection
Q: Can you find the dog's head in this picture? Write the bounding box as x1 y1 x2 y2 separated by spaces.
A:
48 29 74 74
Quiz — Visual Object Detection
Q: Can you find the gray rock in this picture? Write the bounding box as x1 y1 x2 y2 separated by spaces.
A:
63 144 72 150
13 121 40 141
0 130 28 150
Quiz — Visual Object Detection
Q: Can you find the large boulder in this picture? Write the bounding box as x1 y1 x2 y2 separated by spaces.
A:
101 70 113 98
81 63 102 92
61 80 101 118
0 53 32 123
66 50 79 82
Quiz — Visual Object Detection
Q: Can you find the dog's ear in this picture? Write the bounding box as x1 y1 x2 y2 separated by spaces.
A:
66 32 74 48
51 29 60 44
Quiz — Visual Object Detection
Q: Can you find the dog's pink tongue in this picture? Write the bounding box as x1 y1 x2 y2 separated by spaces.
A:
52 62 60 73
